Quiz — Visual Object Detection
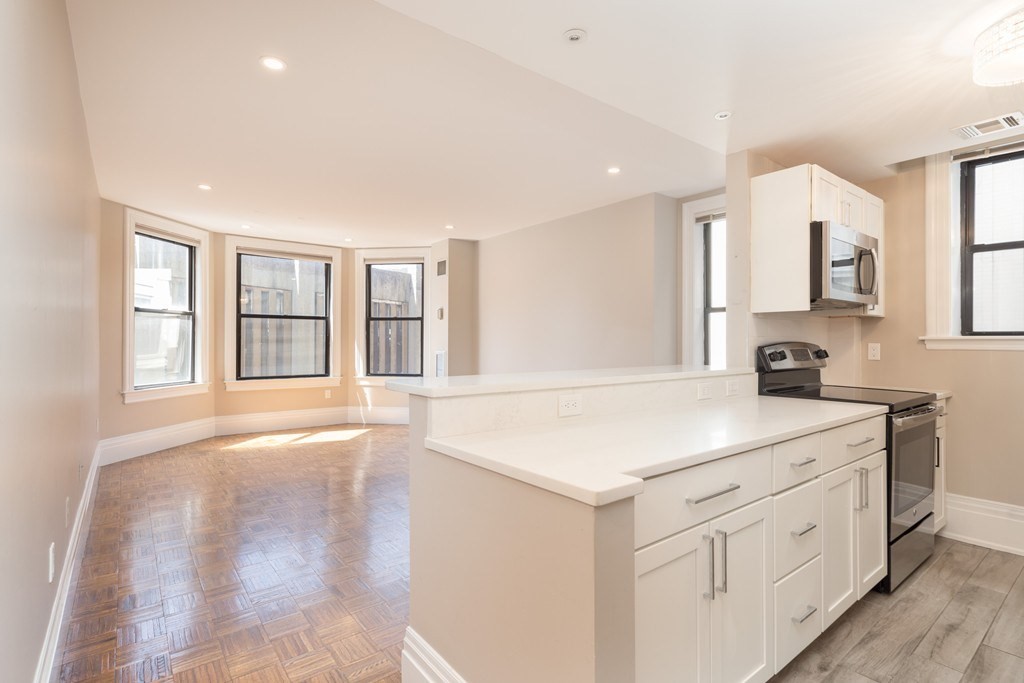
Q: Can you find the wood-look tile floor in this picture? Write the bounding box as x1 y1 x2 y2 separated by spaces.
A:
772 535 1024 683
54 425 410 683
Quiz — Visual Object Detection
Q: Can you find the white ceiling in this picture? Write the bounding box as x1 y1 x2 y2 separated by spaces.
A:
67 0 1024 247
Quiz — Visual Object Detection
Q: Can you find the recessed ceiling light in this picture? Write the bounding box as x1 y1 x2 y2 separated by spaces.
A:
607 167 621 175
714 111 732 121
344 238 353 242
563 28 588 43
444 224 455 230
197 184 212 190
260 56 287 71
240 224 252 230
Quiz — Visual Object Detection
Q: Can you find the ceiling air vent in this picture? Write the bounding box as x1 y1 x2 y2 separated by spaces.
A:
954 111 1023 139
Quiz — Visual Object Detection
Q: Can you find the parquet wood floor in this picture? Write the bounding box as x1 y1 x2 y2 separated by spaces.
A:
53 425 410 683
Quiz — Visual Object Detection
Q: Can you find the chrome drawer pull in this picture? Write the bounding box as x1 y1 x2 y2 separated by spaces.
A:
686 483 741 505
703 534 715 600
792 605 818 624
790 457 817 468
791 522 817 538
847 436 875 448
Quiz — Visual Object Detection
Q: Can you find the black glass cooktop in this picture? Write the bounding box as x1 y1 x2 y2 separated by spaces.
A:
766 384 935 413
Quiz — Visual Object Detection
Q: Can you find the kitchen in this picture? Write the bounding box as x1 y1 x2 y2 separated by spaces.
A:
6 1 1024 682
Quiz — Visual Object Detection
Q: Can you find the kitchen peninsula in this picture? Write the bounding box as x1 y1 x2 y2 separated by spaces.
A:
387 367 889 683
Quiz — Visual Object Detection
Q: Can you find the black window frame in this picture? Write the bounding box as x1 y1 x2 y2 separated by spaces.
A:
702 216 726 366
366 262 424 377
960 150 1024 336
235 252 331 380
132 231 197 389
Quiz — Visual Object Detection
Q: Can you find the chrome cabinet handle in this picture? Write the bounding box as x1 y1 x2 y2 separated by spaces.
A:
703 534 715 600
791 457 817 468
792 605 818 624
936 436 941 468
863 467 870 509
716 529 728 594
686 483 741 505
792 522 817 538
847 437 875 448
854 468 864 511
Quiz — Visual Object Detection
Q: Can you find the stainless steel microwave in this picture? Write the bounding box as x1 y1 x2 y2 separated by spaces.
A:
810 221 879 310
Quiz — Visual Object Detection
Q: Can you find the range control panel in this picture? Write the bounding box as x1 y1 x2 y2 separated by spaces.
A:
756 341 829 373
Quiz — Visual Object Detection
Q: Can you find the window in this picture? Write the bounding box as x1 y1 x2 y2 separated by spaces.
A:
960 151 1024 335
366 263 424 376
133 233 195 387
702 215 727 367
237 253 330 379
123 209 211 403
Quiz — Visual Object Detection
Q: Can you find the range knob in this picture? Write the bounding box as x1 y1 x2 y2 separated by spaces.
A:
814 349 830 359
767 351 781 362
777 350 788 360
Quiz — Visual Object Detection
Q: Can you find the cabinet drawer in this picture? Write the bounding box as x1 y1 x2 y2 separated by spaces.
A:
821 416 885 472
775 557 823 673
635 448 772 549
772 433 821 492
774 479 822 581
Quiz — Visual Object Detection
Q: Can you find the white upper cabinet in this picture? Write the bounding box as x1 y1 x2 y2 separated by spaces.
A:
750 164 885 317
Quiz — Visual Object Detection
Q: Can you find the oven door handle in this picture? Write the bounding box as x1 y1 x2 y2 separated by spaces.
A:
892 404 940 429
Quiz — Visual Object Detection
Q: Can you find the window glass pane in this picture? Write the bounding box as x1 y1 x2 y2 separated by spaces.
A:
135 233 191 311
134 312 193 387
709 218 727 308
369 264 423 317
972 248 1024 332
707 311 727 369
239 254 327 316
974 158 1024 244
239 318 327 378
368 320 422 375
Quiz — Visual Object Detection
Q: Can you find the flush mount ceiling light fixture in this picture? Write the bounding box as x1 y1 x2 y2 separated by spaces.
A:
444 224 455 230
607 167 621 175
197 184 212 191
974 8 1024 86
714 111 732 120
563 28 588 43
259 56 287 72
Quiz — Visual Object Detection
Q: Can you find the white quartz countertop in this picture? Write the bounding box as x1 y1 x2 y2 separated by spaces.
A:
424 396 886 506
386 365 753 398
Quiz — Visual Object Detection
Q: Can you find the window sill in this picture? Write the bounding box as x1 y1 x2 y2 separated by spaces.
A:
123 382 210 404
920 336 1024 351
223 376 342 392
355 377 389 388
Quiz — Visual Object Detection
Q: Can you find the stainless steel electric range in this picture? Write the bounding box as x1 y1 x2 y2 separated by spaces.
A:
756 341 940 592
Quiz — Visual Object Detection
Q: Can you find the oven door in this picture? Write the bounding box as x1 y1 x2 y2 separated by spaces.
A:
889 405 939 539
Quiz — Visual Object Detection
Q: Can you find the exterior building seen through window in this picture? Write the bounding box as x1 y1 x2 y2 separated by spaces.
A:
367 263 423 376
237 253 330 379
961 150 1024 335
133 232 195 388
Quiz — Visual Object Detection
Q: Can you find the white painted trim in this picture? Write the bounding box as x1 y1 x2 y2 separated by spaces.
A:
123 382 211 403
401 627 467 683
355 376 388 387
223 376 342 392
98 418 216 465
34 443 101 683
223 235 343 384
679 194 725 366
941 493 1024 556
348 405 410 425
215 407 349 436
920 336 1024 351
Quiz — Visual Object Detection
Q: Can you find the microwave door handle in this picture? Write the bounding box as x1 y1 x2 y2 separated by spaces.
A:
867 248 879 295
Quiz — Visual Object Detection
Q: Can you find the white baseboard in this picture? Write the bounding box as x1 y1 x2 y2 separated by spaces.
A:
34 442 102 683
402 627 466 683
215 406 349 436
99 417 216 466
348 405 410 425
942 493 1024 556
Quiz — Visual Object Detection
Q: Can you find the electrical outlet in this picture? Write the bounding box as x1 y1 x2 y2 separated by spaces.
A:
558 393 583 417
867 343 881 361
48 542 55 583
697 382 713 400
726 379 739 397
78 463 84 482
324 389 332 399
65 497 70 529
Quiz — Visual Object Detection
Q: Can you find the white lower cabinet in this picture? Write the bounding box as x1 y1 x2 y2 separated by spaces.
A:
636 498 774 683
774 557 823 671
821 450 887 629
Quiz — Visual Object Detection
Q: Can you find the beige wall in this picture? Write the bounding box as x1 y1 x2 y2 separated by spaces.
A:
0 0 100 678
477 194 678 373
861 161 1024 508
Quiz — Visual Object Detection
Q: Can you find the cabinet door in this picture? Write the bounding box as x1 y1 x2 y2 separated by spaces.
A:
934 426 947 531
710 498 775 683
841 185 865 231
856 451 887 598
863 193 885 317
810 166 843 223
821 462 857 629
636 524 711 682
